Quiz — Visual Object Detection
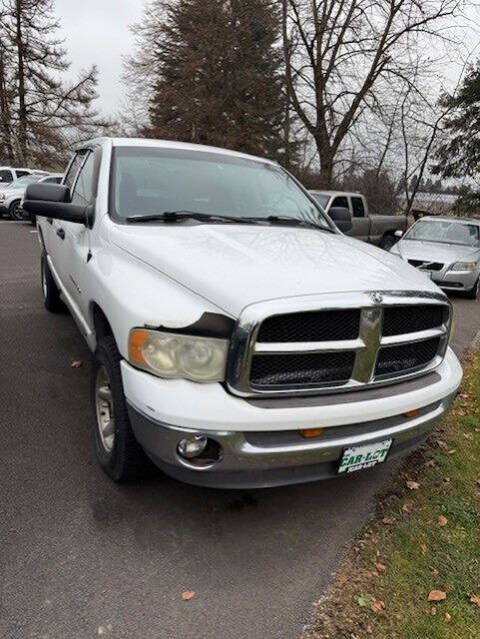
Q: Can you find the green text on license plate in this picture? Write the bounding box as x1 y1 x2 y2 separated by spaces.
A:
338 439 393 474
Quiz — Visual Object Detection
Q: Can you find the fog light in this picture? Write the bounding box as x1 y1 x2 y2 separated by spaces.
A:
177 435 208 459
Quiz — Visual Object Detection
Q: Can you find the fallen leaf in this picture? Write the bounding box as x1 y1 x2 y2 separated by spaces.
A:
402 503 411 513
375 563 387 573
447 449 456 455
182 590 196 601
336 574 349 586
371 600 386 614
382 517 394 525
438 515 448 527
406 480 420 491
445 612 452 622
421 543 427 556
431 568 439 577
425 459 436 468
469 594 480 606
71 360 82 368
431 606 437 616
428 590 447 602
355 594 374 608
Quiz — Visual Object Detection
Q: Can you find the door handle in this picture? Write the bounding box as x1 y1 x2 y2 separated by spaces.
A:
56 228 65 240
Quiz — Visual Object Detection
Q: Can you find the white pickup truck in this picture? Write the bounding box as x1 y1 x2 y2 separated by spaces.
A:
24 138 462 489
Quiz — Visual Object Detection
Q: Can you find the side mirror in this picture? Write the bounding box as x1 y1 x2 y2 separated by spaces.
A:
394 230 404 239
23 183 90 225
329 206 353 233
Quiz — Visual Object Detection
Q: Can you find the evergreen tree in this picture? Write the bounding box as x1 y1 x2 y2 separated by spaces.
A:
0 0 105 167
127 0 287 161
433 62 480 180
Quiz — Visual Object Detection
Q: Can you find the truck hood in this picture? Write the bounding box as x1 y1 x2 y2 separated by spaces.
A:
110 224 440 317
395 239 480 264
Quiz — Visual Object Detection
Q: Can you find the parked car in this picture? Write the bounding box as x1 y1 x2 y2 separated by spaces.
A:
19 173 64 224
0 172 53 219
0 166 33 186
23 138 462 488
390 216 480 299
310 190 407 249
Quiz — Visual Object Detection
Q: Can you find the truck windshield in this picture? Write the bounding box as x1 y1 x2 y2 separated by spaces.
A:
111 147 331 230
404 220 480 247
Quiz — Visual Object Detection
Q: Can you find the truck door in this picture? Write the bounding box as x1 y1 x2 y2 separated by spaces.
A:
350 196 370 242
61 150 96 317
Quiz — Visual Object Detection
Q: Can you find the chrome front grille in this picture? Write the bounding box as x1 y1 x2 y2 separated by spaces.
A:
226 292 451 397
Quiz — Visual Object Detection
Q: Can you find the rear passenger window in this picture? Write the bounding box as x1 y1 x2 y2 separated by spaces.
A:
0 169 12 183
331 196 349 209
16 170 30 178
71 152 95 206
351 197 365 218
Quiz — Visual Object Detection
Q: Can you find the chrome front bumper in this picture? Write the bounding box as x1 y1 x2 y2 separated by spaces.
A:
128 392 456 489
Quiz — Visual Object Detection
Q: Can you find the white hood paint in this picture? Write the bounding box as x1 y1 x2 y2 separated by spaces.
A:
111 224 440 317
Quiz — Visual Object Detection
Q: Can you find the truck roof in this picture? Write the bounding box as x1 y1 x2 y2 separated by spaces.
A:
310 190 363 198
75 137 277 166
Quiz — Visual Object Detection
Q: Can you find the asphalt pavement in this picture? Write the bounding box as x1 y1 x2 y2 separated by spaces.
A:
1 221 478 639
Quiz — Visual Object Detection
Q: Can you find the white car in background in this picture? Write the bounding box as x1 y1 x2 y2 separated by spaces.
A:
0 172 63 221
391 216 480 299
0 166 33 186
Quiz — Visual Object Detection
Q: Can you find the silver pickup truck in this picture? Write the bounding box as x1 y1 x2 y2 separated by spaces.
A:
311 190 407 250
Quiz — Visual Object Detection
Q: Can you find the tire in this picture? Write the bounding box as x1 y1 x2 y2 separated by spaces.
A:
9 200 22 220
41 252 63 312
466 277 479 300
30 214 36 226
91 336 152 481
379 234 396 251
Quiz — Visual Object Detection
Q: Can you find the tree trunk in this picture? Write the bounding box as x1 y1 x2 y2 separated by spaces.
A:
15 0 28 164
314 136 335 188
0 43 14 164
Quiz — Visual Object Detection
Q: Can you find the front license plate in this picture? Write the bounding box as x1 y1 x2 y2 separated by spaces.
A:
338 439 393 474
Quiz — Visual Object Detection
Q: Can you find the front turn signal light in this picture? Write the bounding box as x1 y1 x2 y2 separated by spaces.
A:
300 428 325 439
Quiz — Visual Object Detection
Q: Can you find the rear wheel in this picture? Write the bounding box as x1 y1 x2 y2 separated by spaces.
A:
41 252 63 312
9 200 22 220
91 336 152 481
30 213 36 226
379 234 396 251
466 277 479 300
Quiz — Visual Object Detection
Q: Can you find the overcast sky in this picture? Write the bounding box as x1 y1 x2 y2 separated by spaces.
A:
54 0 480 120
55 0 144 116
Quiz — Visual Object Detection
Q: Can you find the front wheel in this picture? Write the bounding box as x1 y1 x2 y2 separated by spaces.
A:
379 234 396 251
9 200 22 220
91 336 152 481
466 277 479 300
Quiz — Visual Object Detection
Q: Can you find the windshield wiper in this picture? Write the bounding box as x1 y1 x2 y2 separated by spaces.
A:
126 211 255 225
242 215 329 231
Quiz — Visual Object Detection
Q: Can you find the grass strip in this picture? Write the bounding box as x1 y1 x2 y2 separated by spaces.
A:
302 351 480 639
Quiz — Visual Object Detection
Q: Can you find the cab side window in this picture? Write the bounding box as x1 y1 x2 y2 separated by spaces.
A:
331 196 349 209
351 197 365 218
0 169 13 184
16 170 30 178
71 152 95 207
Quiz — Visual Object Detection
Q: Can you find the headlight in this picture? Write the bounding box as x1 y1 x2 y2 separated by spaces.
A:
129 329 229 382
0 193 5 201
449 261 477 272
